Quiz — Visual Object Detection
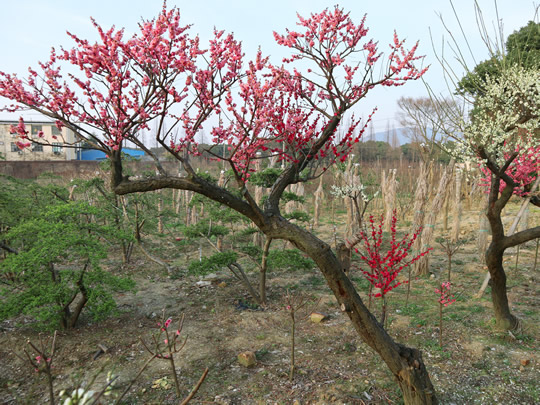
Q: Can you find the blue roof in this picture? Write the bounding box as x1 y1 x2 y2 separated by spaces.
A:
77 148 145 160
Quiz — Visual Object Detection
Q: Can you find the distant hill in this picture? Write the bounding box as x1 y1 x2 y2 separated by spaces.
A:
363 127 416 146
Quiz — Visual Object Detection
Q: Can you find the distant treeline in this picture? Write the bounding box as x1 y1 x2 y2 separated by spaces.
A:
188 140 454 165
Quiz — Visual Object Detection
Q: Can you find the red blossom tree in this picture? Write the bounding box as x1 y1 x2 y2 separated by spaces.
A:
356 212 431 325
0 5 437 404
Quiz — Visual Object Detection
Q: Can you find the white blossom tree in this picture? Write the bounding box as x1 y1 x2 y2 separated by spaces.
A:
461 66 540 330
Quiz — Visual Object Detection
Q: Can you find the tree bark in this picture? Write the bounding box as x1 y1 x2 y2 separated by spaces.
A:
485 243 518 330
259 237 272 305
263 216 437 404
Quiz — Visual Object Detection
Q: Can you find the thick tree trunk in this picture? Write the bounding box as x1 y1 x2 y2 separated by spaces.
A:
265 217 437 404
319 245 436 403
484 173 521 330
485 243 519 330
396 345 436 405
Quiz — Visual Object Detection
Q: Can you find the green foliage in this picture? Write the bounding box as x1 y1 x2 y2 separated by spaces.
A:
196 171 218 184
400 142 421 162
0 176 61 231
355 140 390 161
267 249 314 271
249 168 282 187
334 161 347 172
456 57 500 97
182 221 229 239
0 201 134 330
235 244 314 271
282 191 305 204
283 210 310 223
457 20 540 96
187 251 238 275
506 21 540 68
190 192 246 225
237 227 259 237
259 195 269 206
238 244 262 258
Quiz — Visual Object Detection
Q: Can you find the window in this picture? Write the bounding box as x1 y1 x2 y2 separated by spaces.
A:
52 142 63 154
11 142 19 152
31 125 43 137
32 143 43 152
51 125 62 136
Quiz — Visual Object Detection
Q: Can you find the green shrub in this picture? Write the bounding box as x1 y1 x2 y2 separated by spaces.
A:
249 168 282 187
182 221 229 239
267 249 314 271
0 201 134 330
283 211 310 223
188 251 238 275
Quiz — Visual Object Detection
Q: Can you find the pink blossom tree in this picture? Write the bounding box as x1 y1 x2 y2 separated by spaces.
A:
0 5 436 404
434 282 455 348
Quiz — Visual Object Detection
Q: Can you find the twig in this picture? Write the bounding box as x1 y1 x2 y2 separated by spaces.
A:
179 368 209 405
114 355 156 405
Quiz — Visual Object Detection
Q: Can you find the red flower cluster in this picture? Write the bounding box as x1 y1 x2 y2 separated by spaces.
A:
355 212 430 298
435 281 456 307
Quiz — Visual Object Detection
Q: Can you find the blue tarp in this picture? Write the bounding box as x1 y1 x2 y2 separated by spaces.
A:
77 148 145 160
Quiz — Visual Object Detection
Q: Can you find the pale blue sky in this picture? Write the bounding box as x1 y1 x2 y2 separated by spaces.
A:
0 0 536 132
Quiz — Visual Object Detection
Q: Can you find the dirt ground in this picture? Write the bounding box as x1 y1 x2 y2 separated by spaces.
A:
1 201 539 404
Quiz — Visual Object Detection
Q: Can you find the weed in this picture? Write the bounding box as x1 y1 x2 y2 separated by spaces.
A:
401 303 423 316
411 318 427 327
469 305 486 313
302 275 325 287
472 359 490 371
255 347 270 360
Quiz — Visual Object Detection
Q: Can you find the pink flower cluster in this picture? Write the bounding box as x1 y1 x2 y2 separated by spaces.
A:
479 145 540 197
0 5 427 180
35 355 51 364
8 117 31 150
435 282 456 307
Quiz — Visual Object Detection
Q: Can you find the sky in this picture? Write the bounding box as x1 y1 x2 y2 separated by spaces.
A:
0 0 536 133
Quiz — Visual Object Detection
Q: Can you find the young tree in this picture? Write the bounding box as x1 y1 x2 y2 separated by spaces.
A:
0 6 437 403
0 199 134 330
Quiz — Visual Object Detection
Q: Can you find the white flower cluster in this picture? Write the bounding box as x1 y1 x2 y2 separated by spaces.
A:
330 183 378 202
461 66 540 165
59 388 95 405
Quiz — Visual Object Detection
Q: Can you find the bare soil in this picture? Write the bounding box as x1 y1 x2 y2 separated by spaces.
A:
1 202 539 404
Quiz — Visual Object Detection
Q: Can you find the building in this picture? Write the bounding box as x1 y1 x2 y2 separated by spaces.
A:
0 120 76 161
